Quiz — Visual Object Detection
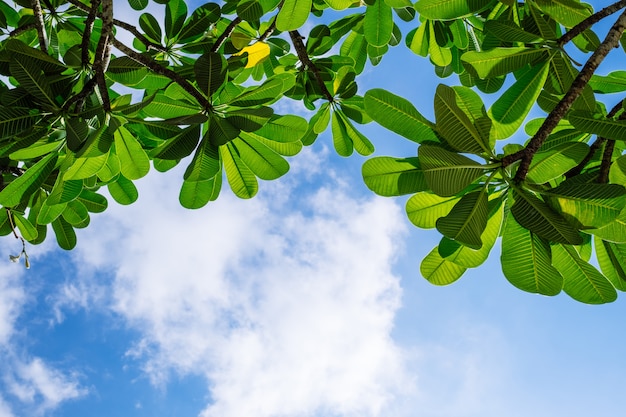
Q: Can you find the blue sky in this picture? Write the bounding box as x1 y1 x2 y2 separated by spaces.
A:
1 1 626 416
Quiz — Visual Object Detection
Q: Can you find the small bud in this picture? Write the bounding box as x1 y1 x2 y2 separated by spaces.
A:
24 255 30 269
9 254 20 263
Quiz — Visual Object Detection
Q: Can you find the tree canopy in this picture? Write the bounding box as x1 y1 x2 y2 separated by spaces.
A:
1 0 626 304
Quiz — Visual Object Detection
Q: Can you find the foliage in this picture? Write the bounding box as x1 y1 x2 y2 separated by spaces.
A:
1 0 626 304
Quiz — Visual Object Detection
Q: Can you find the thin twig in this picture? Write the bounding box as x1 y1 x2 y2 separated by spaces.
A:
289 30 334 102
258 20 277 42
558 0 626 46
502 10 626 182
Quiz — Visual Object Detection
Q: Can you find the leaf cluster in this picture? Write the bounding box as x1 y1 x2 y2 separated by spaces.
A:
1 0 626 303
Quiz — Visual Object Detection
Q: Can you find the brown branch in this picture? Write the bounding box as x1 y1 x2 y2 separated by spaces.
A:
598 139 616 183
81 0 101 66
502 10 626 182
30 0 48 51
258 20 277 42
93 0 113 112
289 30 334 103
211 17 242 53
112 38 212 111
63 77 97 112
66 0 167 52
565 101 623 178
558 0 626 46
9 23 37 37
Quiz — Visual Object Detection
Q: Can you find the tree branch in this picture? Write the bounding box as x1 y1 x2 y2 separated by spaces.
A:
565 101 623 178
66 0 167 52
289 30 334 103
112 38 212 111
211 16 242 53
502 10 626 182
258 20 276 42
30 0 48 51
558 0 626 46
9 23 36 37
81 0 101 66
93 0 113 112
598 138 616 183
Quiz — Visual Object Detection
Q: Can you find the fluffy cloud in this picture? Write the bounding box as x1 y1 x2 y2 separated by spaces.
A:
71 153 414 417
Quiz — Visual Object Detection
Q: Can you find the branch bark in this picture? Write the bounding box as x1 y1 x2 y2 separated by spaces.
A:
558 0 626 46
502 10 626 182
289 30 334 102
30 0 48 51
211 16 242 53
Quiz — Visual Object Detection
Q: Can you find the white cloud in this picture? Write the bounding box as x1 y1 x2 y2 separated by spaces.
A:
70 151 415 417
3 357 86 413
0 395 14 417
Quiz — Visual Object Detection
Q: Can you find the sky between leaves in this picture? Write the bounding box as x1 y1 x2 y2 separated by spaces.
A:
1 1 626 416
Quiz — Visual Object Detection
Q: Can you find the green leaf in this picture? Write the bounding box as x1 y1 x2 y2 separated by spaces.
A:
253 115 308 143
226 107 274 132
5 39 66 73
0 107 38 140
108 175 139 205
165 0 188 40
364 0 393 47
209 116 240 146
364 88 438 143
0 153 57 207
179 175 222 209
37 200 66 224
237 0 264 22
534 0 592 27
510 188 583 245
586 208 626 243
484 20 545 44
415 0 495 20
434 84 490 154
143 94 203 119
420 246 467 285
331 109 353 157
461 47 549 79
488 60 551 140
107 56 149 86
553 243 617 304
52 216 77 250
139 13 162 43
13 212 38 242
526 142 589 184
222 144 258 199
194 52 227 97
231 136 289 180
501 211 563 295
276 0 312 31
335 110 374 156
184 132 221 181
418 145 485 197
439 197 503 268
128 0 148 11
47 174 83 205
114 126 150 180
178 3 221 43
77 190 108 213
589 71 626 94
568 112 626 141
362 156 428 196
595 237 626 291
542 183 626 229
436 188 488 249
228 74 296 107
62 200 90 228
10 54 57 107
406 192 460 228
151 124 201 160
